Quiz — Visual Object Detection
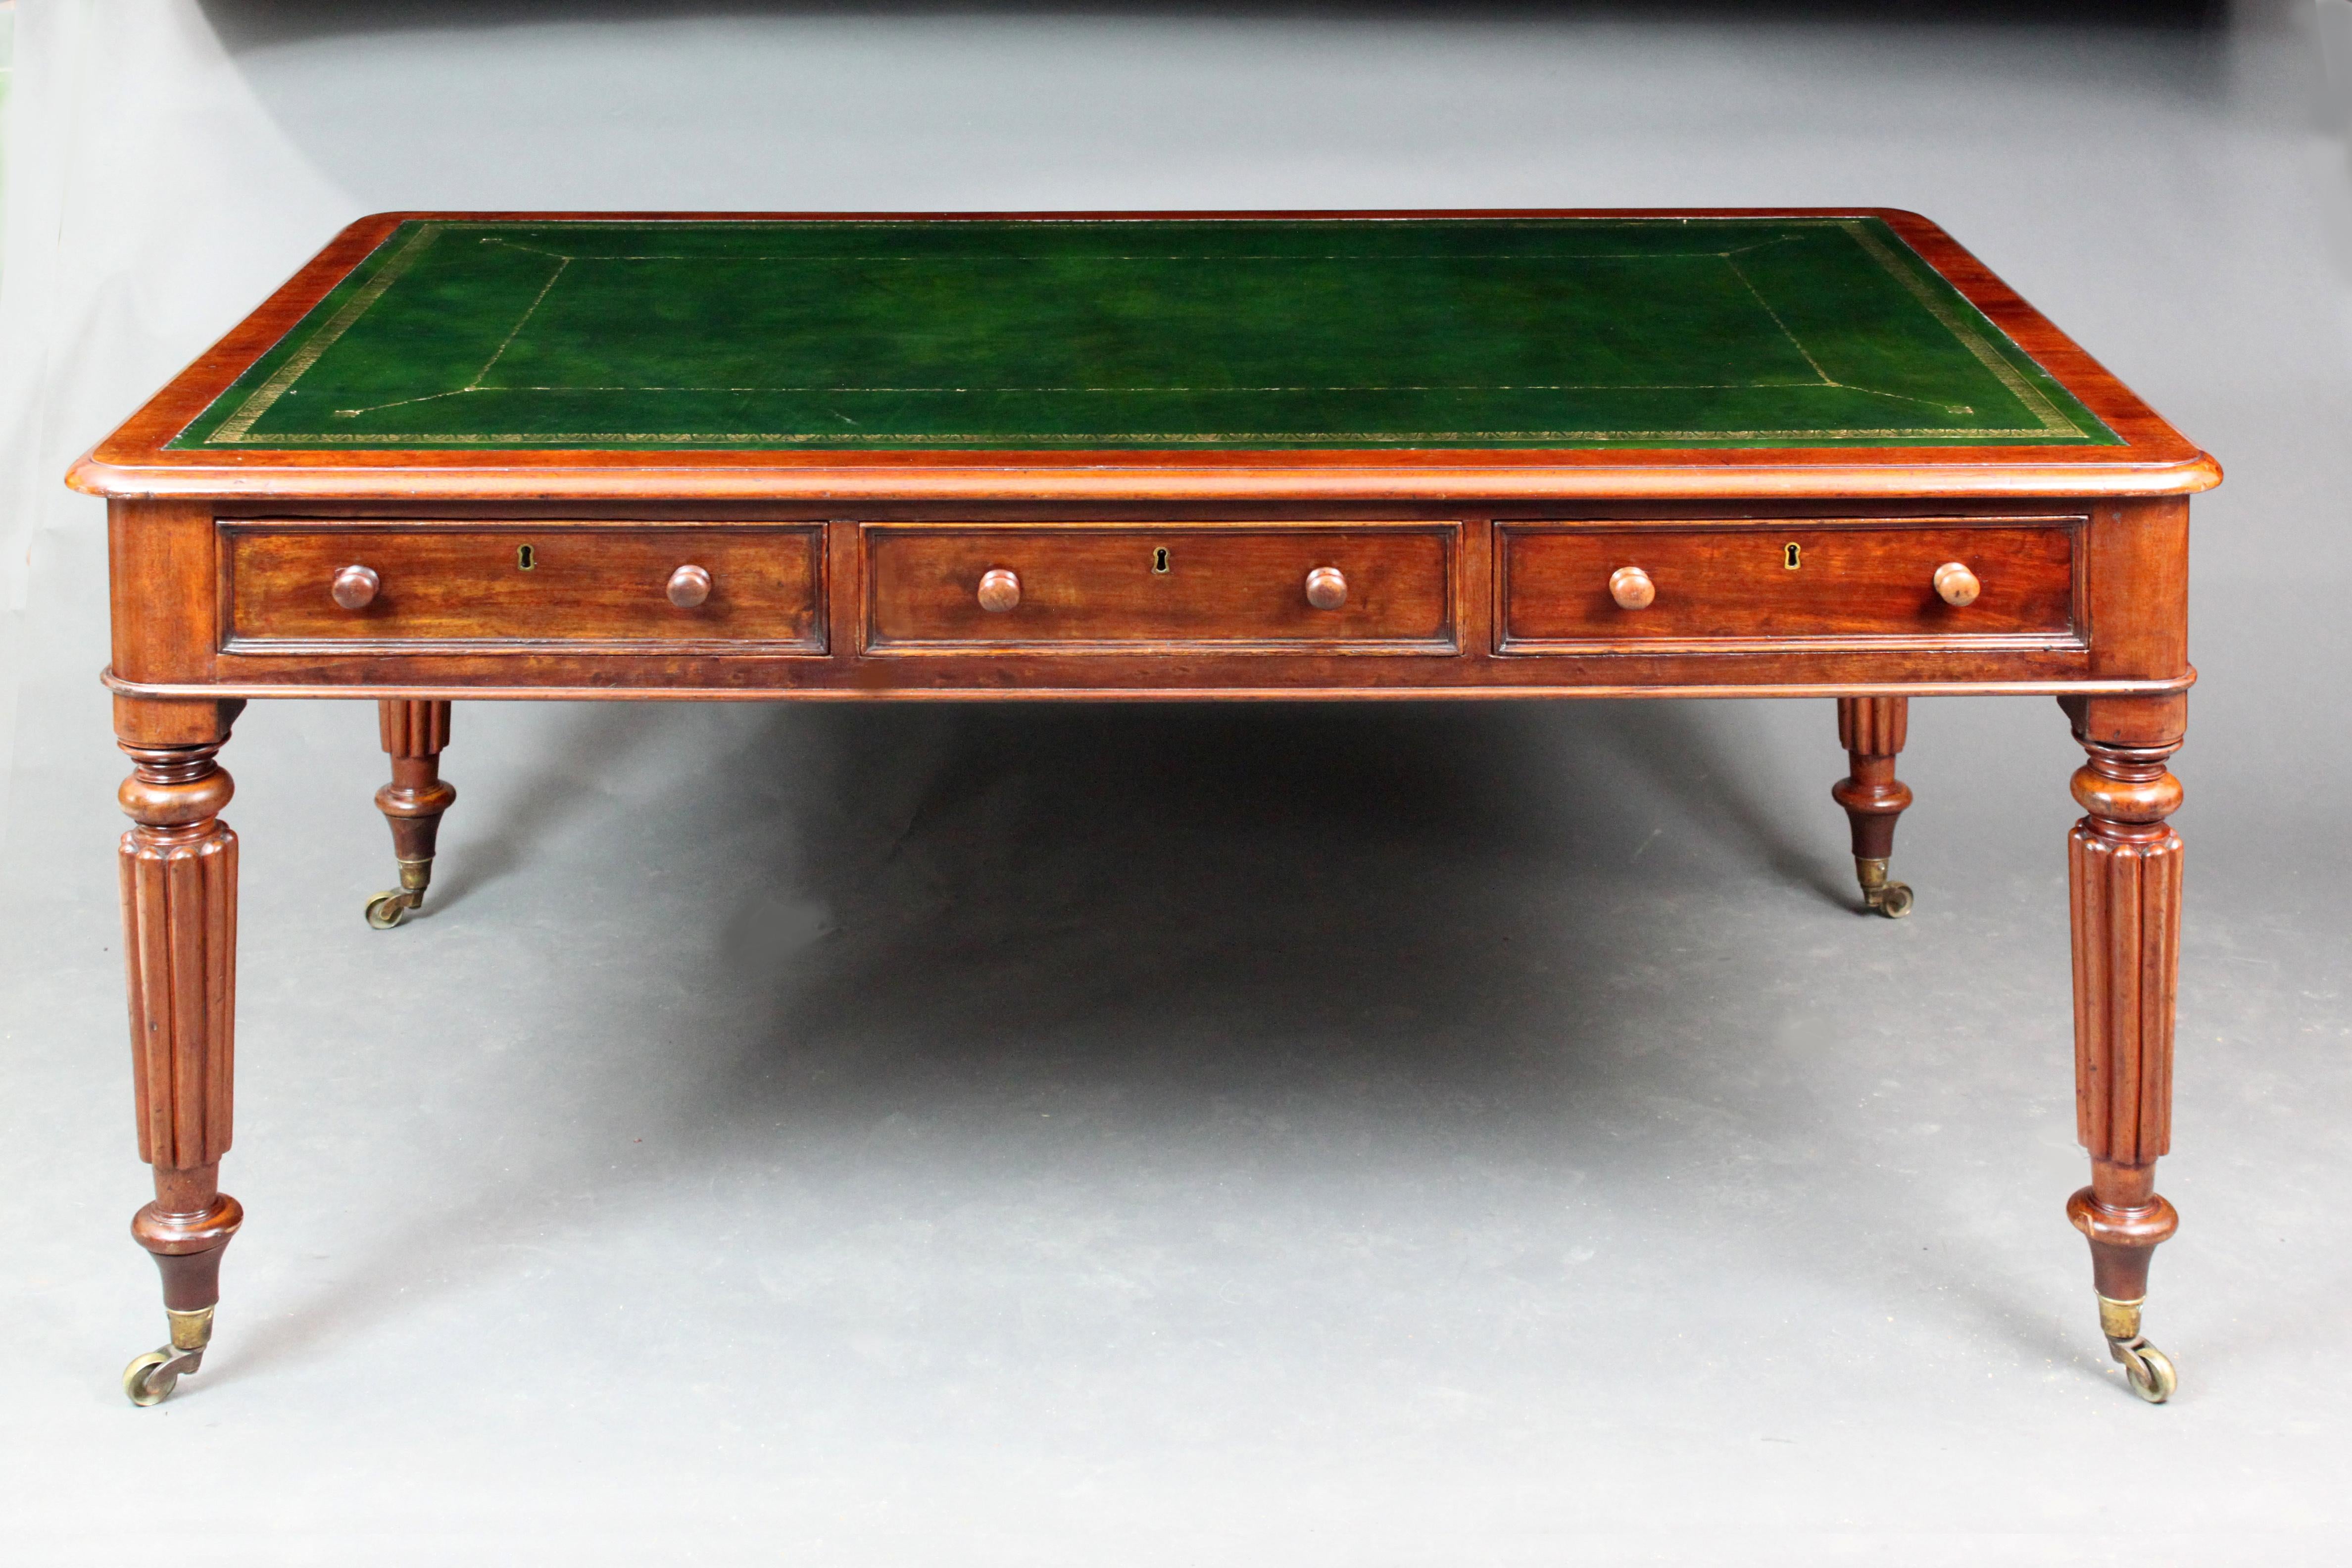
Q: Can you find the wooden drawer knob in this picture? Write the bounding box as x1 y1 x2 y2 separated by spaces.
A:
1304 565 1348 611
1933 561 1981 607
667 564 712 608
1609 565 1655 611
977 568 1021 613
331 564 380 610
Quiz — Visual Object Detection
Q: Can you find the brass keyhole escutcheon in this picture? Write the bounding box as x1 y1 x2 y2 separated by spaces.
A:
517 544 537 571
1783 542 1802 570
1152 546 1171 574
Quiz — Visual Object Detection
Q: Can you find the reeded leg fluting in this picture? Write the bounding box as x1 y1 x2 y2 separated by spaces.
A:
116 701 245 1406
2064 711 2185 1403
367 699 455 929
1832 696 1914 917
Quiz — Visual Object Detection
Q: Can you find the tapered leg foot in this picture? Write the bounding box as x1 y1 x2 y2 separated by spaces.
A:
117 704 245 1405
1833 697 1914 917
124 1187 242 1403
2069 1178 2182 1404
2065 705 2186 1403
368 700 454 929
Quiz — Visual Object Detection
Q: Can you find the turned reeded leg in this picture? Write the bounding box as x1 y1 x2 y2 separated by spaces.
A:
1832 696 1915 917
366 699 455 929
116 714 245 1406
2064 725 2185 1403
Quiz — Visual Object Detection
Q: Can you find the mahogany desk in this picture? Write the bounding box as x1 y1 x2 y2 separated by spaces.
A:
72 209 2216 1407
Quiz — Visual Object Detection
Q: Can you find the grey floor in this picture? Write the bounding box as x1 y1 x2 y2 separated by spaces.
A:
5 3 2352 1563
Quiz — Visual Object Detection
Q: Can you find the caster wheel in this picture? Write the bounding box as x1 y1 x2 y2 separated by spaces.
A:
122 1348 183 1407
1875 882 1914 919
2113 1337 2177 1404
364 890 412 930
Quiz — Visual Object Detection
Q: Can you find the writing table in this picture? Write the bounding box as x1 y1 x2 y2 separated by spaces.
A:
72 208 2217 1406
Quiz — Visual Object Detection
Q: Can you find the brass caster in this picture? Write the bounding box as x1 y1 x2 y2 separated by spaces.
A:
122 1345 202 1407
1854 857 1914 919
2110 1335 2178 1404
364 889 416 929
365 856 435 929
2097 1295 2175 1403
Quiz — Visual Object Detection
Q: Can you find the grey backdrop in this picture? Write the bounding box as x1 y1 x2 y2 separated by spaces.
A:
3 2 2349 1562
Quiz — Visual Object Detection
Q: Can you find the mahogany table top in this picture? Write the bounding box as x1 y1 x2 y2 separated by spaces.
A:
72 208 2217 504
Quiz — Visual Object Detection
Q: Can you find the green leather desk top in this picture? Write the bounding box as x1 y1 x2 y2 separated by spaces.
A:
168 215 2118 454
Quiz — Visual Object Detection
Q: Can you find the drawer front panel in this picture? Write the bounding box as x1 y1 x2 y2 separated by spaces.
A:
866 525 1457 651
1500 520 2079 650
224 525 825 649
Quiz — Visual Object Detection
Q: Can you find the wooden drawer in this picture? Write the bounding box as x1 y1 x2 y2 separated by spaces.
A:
222 523 826 651
1498 518 2081 653
865 524 1458 652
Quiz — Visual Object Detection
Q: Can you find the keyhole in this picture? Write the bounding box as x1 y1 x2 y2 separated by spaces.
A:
517 544 537 571
1152 546 1171 574
1783 542 1802 570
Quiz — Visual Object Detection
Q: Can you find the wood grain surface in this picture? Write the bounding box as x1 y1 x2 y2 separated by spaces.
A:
223 523 824 650
1498 518 2079 651
865 524 1455 651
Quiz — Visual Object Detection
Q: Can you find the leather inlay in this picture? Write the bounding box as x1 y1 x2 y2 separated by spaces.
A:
171 217 2117 453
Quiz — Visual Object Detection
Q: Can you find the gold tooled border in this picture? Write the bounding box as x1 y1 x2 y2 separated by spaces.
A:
208 223 444 443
